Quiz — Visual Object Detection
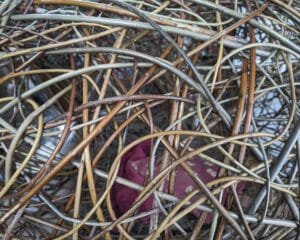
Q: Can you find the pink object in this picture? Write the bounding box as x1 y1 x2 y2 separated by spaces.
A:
110 140 244 223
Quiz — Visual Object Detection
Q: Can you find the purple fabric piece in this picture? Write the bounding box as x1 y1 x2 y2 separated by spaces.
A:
110 140 244 223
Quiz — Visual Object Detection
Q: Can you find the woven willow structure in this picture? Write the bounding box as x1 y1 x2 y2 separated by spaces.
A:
0 1 299 239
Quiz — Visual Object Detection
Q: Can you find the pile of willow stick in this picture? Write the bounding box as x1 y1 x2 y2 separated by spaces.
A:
0 0 299 239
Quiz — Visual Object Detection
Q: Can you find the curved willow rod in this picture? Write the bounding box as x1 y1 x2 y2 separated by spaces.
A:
0 69 70 84
0 86 71 198
150 173 298 239
17 22 113 44
150 189 199 239
0 26 123 61
10 14 247 50
205 42 299 146
191 0 300 54
0 97 43 195
0 63 150 114
47 46 234 127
